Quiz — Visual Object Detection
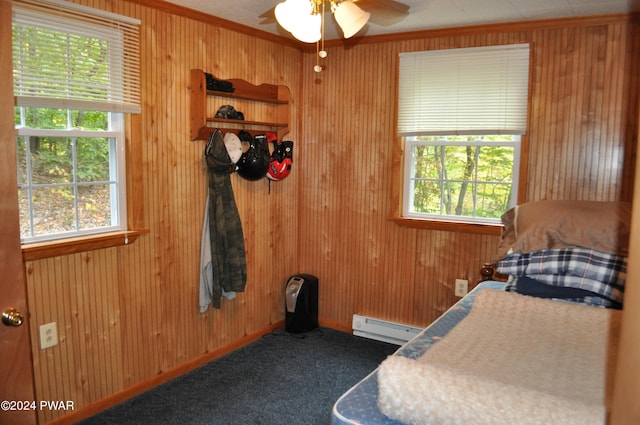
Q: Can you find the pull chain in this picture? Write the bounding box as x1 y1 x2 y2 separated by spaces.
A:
314 0 327 73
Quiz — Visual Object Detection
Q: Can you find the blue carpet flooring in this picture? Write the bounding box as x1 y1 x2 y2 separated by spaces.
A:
78 327 397 425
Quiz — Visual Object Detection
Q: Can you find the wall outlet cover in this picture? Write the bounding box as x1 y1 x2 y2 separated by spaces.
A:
455 279 469 297
39 322 58 350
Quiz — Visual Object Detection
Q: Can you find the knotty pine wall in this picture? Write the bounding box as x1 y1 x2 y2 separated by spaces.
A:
22 1 303 423
299 17 639 328
17 2 640 424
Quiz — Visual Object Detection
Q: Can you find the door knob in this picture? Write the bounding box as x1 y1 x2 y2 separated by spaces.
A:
2 308 24 327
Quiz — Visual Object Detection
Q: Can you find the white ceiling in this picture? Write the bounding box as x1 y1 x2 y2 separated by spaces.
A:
166 0 638 41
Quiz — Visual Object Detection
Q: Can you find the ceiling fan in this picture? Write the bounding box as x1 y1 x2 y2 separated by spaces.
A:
261 0 410 36
261 0 410 72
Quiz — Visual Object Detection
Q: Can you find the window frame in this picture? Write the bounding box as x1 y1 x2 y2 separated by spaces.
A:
390 132 529 235
16 109 128 244
20 114 147 261
390 44 532 234
10 0 146 259
402 135 522 225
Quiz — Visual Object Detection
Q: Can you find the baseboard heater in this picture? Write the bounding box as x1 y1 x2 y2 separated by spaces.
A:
352 314 423 345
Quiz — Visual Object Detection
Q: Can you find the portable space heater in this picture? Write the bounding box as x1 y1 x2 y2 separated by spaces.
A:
285 274 319 333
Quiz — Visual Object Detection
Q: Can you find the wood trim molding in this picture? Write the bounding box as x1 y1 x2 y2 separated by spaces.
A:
125 0 302 49
22 230 149 261
313 13 639 51
319 318 352 333
388 217 503 235
126 1 637 56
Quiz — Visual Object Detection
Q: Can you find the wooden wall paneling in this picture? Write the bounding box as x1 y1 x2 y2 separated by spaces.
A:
175 12 199 367
154 7 176 375
183 11 208 359
367 45 394 323
16 1 304 422
28 257 60 424
386 226 419 324
117 239 144 387
598 24 616 198
558 28 576 199
618 20 636 197
526 32 545 201
299 18 639 335
66 254 89 407
568 25 599 199
15 2 639 422
567 27 584 200
612 20 638 202
559 26 578 197
607 20 640 196
94 250 124 400
603 23 624 199
587 26 607 199
412 231 500 326
24 261 44 420
26 249 126 423
535 28 563 199
135 1 159 383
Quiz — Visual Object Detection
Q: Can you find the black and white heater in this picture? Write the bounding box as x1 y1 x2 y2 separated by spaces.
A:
284 274 319 333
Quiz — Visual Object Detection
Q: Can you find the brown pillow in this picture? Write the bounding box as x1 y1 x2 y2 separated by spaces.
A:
495 200 632 260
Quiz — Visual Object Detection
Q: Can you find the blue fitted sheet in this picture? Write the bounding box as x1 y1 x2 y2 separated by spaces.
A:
331 280 506 425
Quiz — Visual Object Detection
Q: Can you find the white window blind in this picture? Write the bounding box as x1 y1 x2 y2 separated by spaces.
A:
12 0 141 113
398 44 530 136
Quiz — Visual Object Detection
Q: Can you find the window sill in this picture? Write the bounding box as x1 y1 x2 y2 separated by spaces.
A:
389 217 503 235
22 229 149 261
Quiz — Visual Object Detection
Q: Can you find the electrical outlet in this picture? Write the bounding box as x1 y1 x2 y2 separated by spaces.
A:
455 279 468 297
39 322 58 350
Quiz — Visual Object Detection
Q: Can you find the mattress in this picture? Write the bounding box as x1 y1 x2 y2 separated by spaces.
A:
331 280 506 425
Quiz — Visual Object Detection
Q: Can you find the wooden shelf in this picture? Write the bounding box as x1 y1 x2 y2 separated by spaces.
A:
205 88 289 104
205 117 288 128
190 69 291 141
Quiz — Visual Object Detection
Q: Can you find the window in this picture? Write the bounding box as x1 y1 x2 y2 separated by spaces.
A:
404 135 520 223
12 0 140 243
15 108 125 242
397 44 530 226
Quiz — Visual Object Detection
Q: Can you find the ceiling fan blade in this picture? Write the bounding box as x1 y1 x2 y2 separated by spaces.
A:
355 0 410 27
355 0 410 15
259 5 276 24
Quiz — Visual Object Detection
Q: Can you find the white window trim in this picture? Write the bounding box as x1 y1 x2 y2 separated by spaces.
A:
16 112 127 244
402 136 521 225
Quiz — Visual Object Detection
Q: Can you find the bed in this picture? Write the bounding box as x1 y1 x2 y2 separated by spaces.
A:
332 200 630 425
332 279 506 425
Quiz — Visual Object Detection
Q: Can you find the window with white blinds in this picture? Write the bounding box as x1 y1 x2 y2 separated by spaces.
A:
12 0 141 114
397 44 531 226
398 44 530 137
12 0 140 243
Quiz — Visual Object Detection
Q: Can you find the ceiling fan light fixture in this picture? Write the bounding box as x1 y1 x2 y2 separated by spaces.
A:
274 0 313 33
274 0 374 71
333 0 370 38
291 12 322 43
